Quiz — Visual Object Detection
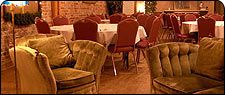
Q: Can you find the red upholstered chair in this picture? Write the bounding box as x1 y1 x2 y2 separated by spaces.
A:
144 15 157 37
158 13 165 26
208 14 223 21
184 14 197 21
105 14 109 19
137 14 150 26
222 15 224 20
96 14 106 19
193 13 200 18
109 13 123 24
108 19 139 76
121 16 136 21
85 15 102 23
164 14 173 29
170 14 192 41
52 15 69 26
179 13 186 27
160 13 174 39
35 17 51 34
136 17 162 63
154 12 161 17
120 14 127 20
73 19 98 42
121 13 127 18
204 13 213 17
132 12 144 19
197 17 215 43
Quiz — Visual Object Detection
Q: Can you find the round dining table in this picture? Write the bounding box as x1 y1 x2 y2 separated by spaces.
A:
50 24 147 47
181 21 224 38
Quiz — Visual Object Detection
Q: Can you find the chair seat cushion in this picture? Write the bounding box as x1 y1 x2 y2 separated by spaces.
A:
136 39 149 48
193 86 224 94
52 67 95 90
153 74 224 94
108 44 134 53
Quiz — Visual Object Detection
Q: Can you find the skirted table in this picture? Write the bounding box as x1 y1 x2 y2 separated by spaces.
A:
181 21 224 38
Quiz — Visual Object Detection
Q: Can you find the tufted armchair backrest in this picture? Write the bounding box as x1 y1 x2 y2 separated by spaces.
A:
68 40 108 90
145 42 199 79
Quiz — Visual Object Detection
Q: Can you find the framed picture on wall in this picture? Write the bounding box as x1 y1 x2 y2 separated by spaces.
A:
173 1 190 10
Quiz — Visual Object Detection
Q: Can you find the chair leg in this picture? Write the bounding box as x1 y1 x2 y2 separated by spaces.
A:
101 65 105 72
122 52 129 69
131 51 138 74
136 49 140 63
111 53 117 76
141 49 146 59
167 29 171 39
161 28 168 39
167 29 173 39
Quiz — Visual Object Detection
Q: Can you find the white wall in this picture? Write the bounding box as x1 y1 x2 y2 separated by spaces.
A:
123 1 135 15
136 1 145 13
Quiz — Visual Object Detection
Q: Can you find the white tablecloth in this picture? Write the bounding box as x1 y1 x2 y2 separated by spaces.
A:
181 21 224 38
50 24 147 47
100 19 110 24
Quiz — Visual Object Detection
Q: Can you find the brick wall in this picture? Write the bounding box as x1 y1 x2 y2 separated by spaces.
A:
40 1 52 25
1 21 38 71
1 1 107 70
41 1 107 24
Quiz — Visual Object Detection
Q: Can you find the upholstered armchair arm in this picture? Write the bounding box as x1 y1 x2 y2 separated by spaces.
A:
9 46 57 94
145 42 199 79
68 40 108 90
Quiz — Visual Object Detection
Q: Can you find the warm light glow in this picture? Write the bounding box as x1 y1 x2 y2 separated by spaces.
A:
136 1 145 13
3 1 28 6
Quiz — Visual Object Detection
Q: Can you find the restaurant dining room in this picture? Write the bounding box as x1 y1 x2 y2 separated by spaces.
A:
1 0 224 94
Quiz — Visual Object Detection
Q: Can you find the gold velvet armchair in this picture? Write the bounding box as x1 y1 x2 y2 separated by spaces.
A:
145 37 224 94
9 34 108 94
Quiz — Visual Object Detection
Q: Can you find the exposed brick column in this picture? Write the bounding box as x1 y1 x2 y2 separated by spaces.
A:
41 1 53 25
42 1 107 24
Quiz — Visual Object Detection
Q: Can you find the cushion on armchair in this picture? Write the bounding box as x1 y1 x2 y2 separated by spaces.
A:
16 34 57 46
194 37 224 81
28 35 75 69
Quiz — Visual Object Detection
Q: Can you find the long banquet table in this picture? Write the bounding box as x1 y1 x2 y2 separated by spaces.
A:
50 24 147 47
181 21 224 38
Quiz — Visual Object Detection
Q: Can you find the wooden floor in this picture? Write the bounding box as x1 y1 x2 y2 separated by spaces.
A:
99 53 151 94
1 28 176 94
1 51 151 94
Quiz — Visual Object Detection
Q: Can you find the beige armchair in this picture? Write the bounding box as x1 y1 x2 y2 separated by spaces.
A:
145 37 224 94
9 34 108 94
